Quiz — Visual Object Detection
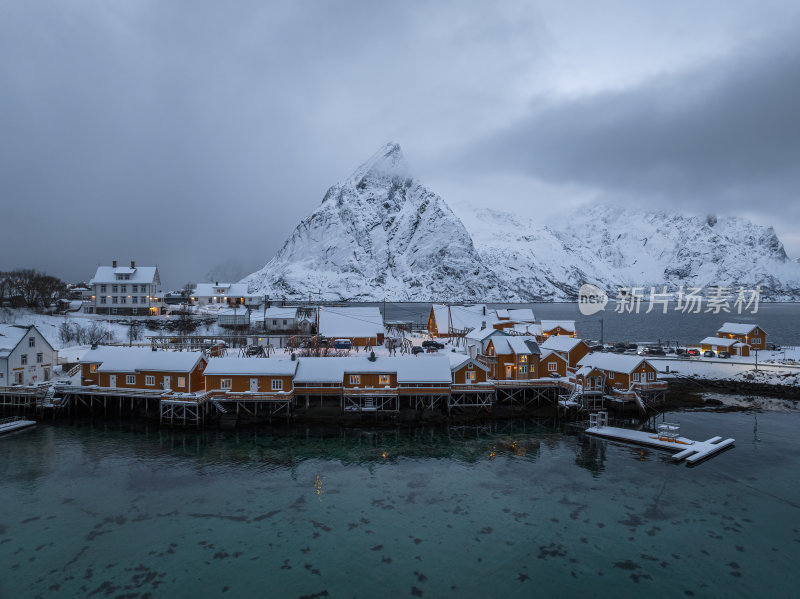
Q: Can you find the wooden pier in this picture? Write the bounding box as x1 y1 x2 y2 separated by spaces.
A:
585 412 734 465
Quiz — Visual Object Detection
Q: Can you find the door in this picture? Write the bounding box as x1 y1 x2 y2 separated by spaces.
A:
250 378 259 392
15 372 23 385
505 364 513 379
163 376 171 390
109 375 116 388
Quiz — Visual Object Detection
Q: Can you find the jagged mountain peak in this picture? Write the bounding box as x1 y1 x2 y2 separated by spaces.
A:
347 141 410 188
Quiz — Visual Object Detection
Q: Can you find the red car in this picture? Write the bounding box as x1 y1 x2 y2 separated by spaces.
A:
686 348 700 356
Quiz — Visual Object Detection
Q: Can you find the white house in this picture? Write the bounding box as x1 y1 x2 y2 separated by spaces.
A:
85 260 162 316
0 325 58 386
317 306 385 345
250 307 310 333
192 283 261 307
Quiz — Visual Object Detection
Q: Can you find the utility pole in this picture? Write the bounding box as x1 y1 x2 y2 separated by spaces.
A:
599 318 604 346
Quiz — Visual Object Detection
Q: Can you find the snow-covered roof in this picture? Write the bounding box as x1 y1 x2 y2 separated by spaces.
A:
507 308 535 322
577 352 652 374
430 304 491 335
0 324 31 353
204 357 298 376
193 283 257 298
700 337 740 348
541 320 576 333
717 322 762 335
448 354 490 372
90 266 159 285
294 356 451 384
255 307 299 320
541 336 586 353
465 327 508 342
85 346 205 373
575 365 604 377
495 309 509 320
490 336 540 355
318 307 384 338
540 349 566 362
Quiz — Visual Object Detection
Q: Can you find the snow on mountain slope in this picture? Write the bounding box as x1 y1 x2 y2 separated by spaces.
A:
243 143 508 301
454 203 800 300
244 142 800 301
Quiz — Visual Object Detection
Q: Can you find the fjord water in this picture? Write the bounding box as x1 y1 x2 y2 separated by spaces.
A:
2 411 799 598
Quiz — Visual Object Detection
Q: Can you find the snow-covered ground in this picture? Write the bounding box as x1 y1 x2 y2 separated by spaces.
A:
655 351 800 387
701 391 800 412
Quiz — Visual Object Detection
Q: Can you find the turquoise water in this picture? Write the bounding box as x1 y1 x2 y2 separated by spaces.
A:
1 411 799 598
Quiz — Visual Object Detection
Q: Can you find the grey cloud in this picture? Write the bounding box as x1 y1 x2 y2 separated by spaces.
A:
465 33 800 215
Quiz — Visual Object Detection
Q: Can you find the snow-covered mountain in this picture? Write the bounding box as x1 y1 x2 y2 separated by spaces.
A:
244 143 800 301
459 205 800 300
243 143 507 301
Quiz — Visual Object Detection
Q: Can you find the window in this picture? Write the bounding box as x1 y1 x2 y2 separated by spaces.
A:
112 285 118 293
100 284 106 293
21 354 28 365
132 285 138 292
647 371 655 381
29 337 35 347
112 296 118 304
467 362 474 369
126 375 136 385
36 353 43 363
519 364 527 374
547 362 557 372
112 307 118 314
221 378 232 389
132 296 138 304
120 297 126 304
632 372 640 382
608 371 614 379
271 379 283 391
145 375 155 386
349 375 361 385
177 377 186 388
90 364 98 373
140 296 147 304
751 337 761 345
272 320 277 325
120 285 126 292
283 320 288 325
465 371 476 383
100 297 106 304
519 355 527 363
379 375 390 385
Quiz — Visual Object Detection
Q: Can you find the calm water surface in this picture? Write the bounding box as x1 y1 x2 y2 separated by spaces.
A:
1 411 799 598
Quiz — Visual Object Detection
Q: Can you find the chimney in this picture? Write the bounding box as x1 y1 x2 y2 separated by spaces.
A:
131 260 135 268
112 260 117 268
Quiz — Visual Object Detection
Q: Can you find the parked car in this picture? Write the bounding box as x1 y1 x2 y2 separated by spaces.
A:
411 346 425 355
717 351 731 359
703 350 715 358
422 339 445 349
333 339 352 350
245 346 262 356
549 372 561 378
686 349 700 356
649 348 666 356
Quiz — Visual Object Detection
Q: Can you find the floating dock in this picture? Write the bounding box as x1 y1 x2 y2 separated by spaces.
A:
585 412 734 465
0 416 36 436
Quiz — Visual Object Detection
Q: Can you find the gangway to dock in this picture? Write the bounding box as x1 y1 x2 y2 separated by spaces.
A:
585 412 734 465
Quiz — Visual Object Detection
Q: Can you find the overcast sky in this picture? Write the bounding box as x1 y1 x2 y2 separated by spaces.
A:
2 0 799 289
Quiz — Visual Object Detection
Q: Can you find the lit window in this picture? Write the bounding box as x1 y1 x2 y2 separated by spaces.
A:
349 375 361 385
379 375 390 385
465 371 476 383
126 375 136 385
177 377 186 388
145 376 155 386
90 364 98 373
519 365 527 374
221 378 232 389
519 355 527 363
271 379 283 390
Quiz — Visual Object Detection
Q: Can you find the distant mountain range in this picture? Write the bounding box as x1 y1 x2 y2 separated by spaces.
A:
243 143 800 301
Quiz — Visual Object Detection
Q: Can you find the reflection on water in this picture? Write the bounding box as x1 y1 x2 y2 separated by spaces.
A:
1 410 799 598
